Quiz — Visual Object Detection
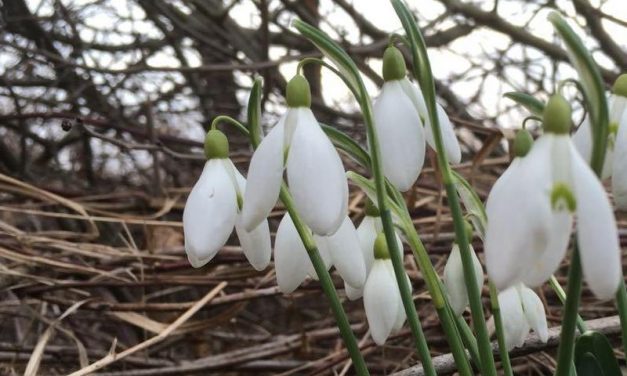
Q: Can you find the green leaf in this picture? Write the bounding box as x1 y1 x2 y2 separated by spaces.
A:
247 77 264 148
452 171 487 240
503 92 545 116
320 124 371 169
548 12 609 176
575 352 605 376
292 19 362 98
347 171 403 217
575 331 621 376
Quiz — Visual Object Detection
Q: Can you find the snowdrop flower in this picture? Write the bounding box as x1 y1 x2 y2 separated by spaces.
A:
373 46 461 192
363 232 409 345
183 130 271 270
241 75 348 236
344 201 381 300
497 284 548 351
485 96 621 299
573 74 627 187
443 239 484 315
274 213 366 293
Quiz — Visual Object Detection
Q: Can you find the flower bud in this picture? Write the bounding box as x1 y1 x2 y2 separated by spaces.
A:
513 129 533 157
286 75 311 108
382 46 407 82
373 232 390 260
204 129 229 159
612 73 627 98
543 94 572 134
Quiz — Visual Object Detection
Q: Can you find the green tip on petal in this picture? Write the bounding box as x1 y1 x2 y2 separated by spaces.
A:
513 129 534 157
550 182 577 212
373 232 390 260
543 94 572 134
364 198 381 217
382 45 407 82
204 129 229 159
613 74 627 98
286 74 311 108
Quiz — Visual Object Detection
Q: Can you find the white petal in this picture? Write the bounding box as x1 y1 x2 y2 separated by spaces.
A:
183 160 237 268
570 142 621 299
518 285 548 343
612 110 627 209
443 244 483 315
240 115 286 231
286 108 348 235
356 216 379 273
235 216 272 271
322 217 367 288
389 262 410 331
344 282 363 300
498 286 529 351
310 234 333 280
485 139 556 290
399 77 428 122
424 104 462 164
274 213 311 293
373 80 426 191
364 260 400 345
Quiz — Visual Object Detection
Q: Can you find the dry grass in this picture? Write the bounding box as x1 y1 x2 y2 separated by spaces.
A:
0 118 624 375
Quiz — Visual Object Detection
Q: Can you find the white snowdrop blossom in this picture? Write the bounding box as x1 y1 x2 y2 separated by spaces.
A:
344 211 380 300
573 74 627 208
241 75 348 236
497 284 548 351
363 232 408 345
274 214 366 293
443 243 484 315
485 96 621 299
373 46 461 191
183 130 271 270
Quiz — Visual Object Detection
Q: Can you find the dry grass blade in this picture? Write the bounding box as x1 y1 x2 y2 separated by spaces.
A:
67 281 227 376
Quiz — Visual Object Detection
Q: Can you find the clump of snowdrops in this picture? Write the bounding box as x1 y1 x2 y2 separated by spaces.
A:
182 2 627 375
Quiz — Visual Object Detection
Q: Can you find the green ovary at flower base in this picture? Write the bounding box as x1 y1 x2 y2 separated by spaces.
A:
183 129 272 270
484 94 621 299
240 74 349 236
573 73 627 207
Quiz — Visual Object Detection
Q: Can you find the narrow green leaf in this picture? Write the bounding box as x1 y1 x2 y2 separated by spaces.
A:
452 171 487 240
292 20 361 97
503 92 545 116
247 77 264 147
575 331 621 376
575 352 605 376
321 124 371 169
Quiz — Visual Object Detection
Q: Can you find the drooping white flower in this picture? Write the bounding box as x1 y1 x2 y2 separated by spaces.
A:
573 74 627 208
443 243 484 315
316 216 367 289
344 212 380 300
241 75 348 236
183 130 271 270
363 232 408 345
273 213 331 293
497 284 548 351
373 46 462 192
485 96 621 299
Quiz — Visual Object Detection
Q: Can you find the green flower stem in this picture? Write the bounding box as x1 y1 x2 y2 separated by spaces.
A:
549 276 586 333
489 283 513 376
453 314 480 369
554 248 583 376
293 19 436 374
615 282 627 357
278 184 369 376
209 115 250 135
390 1 497 374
